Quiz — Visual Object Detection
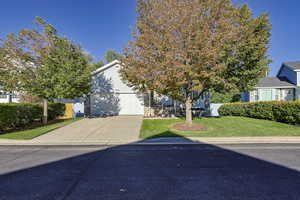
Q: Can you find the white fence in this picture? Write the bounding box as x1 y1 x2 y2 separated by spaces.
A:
209 103 223 117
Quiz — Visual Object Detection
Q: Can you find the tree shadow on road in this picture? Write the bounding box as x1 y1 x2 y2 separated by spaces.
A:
0 136 300 200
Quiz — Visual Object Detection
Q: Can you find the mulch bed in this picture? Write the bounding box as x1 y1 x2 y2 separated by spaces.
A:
171 123 207 131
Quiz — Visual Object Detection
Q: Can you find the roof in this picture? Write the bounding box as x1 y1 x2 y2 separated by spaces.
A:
283 61 300 71
92 60 121 75
255 77 295 88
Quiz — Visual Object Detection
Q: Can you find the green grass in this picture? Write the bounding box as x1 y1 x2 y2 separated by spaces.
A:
0 118 82 140
140 116 300 139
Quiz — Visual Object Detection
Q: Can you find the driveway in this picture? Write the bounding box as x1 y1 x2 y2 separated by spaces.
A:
32 116 143 144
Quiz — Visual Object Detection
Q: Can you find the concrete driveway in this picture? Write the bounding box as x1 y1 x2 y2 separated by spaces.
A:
32 116 143 144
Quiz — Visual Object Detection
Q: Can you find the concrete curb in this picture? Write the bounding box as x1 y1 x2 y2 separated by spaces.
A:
1 137 300 146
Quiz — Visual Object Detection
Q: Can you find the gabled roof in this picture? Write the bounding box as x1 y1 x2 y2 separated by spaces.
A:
92 60 121 75
283 61 300 71
255 77 295 88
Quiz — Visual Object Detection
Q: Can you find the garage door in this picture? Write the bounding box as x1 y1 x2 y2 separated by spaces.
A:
118 93 144 115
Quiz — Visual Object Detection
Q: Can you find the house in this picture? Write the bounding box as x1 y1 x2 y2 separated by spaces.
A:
85 60 210 117
0 91 19 103
0 59 211 117
86 60 145 116
243 61 300 102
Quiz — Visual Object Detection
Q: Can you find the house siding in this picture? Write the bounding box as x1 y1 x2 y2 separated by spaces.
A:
248 88 296 102
0 91 20 103
296 88 300 100
99 64 133 93
89 62 144 116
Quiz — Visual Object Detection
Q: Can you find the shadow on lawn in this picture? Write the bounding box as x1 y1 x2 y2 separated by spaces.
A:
143 131 184 139
0 135 300 199
0 119 69 135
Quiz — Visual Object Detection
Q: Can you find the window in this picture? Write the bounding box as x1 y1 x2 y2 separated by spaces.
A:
11 92 18 99
0 91 7 99
281 89 294 101
260 89 273 101
287 89 293 95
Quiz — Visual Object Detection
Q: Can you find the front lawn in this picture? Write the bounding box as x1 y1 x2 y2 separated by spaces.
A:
0 118 82 140
140 116 300 139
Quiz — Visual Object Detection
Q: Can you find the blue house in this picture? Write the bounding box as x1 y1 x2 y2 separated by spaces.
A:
243 61 300 102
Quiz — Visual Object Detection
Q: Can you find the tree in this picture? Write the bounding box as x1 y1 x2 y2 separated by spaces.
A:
210 90 241 104
0 17 92 124
91 60 104 70
121 0 271 126
104 50 122 63
88 50 121 71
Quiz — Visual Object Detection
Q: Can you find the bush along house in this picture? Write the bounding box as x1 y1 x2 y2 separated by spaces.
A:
242 61 300 102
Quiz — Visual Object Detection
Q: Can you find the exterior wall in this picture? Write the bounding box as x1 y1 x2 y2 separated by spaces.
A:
278 65 297 85
296 88 300 100
101 64 134 93
248 88 295 102
89 63 144 116
0 91 20 103
144 91 211 117
297 72 300 86
249 90 257 102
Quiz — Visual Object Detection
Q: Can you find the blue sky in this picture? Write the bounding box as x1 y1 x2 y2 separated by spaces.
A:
0 0 299 76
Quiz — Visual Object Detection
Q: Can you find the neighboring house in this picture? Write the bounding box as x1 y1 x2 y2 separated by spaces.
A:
86 60 210 117
243 61 300 102
0 91 20 103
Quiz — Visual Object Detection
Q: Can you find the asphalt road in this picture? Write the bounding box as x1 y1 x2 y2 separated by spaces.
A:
0 144 300 200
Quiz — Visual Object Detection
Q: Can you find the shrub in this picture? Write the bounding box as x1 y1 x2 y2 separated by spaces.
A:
0 103 42 131
219 101 300 124
48 103 66 120
210 90 241 103
0 103 66 131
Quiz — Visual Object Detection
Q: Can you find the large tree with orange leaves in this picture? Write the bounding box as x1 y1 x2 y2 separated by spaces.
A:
121 0 271 125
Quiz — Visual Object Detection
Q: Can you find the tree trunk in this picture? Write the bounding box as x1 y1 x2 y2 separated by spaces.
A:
185 96 193 126
8 92 12 103
43 99 48 125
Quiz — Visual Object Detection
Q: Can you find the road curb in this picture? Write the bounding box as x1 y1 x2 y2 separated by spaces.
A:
1 137 300 146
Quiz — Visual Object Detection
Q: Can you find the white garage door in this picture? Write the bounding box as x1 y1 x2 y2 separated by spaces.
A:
118 93 144 115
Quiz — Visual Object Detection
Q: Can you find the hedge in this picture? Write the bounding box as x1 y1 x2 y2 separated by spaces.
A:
48 103 66 120
219 101 300 124
0 103 65 131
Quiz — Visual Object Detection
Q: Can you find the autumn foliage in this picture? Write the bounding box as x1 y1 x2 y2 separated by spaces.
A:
121 0 271 125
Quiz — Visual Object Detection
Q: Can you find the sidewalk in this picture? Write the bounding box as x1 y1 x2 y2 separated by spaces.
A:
1 136 300 146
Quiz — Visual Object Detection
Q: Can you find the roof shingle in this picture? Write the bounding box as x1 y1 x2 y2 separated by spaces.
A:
284 61 300 70
255 77 295 88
